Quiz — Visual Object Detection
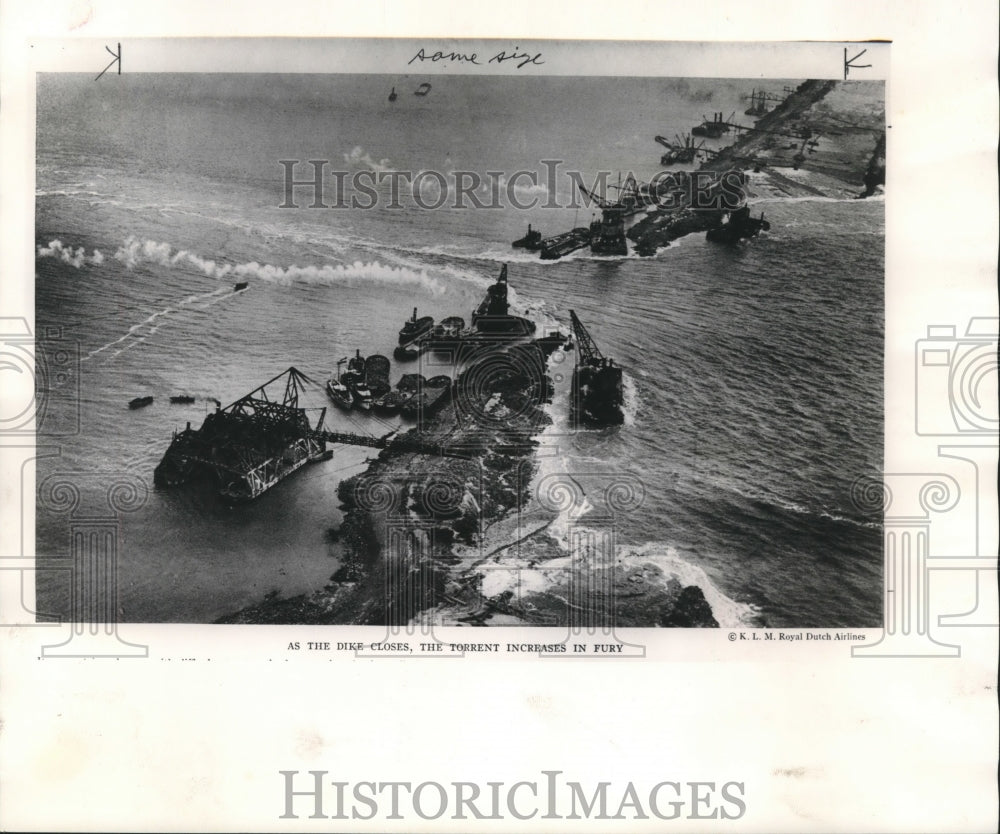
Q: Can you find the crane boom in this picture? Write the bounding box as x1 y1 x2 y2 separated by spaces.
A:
577 182 613 209
569 310 604 364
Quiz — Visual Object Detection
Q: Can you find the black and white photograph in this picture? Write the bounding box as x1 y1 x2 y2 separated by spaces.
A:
34 55 885 629
1 6 997 833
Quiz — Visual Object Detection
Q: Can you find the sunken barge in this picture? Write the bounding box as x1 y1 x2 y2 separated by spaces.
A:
153 367 330 502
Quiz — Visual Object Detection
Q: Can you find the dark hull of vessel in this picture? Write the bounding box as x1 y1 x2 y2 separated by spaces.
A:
536 332 571 356
512 225 542 250
590 237 628 256
393 345 420 361
539 227 591 260
399 316 434 344
705 208 771 245
470 315 536 335
372 391 405 416
399 385 450 419
571 363 624 427
129 396 153 409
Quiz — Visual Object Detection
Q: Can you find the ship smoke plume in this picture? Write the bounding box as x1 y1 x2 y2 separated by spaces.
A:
36 239 104 267
112 236 448 294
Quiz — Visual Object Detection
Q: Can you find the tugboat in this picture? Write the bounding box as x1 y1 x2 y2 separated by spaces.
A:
326 358 353 409
233 282 249 292
326 377 353 410
471 264 535 335
169 395 195 404
399 308 434 344
342 350 373 410
512 224 542 250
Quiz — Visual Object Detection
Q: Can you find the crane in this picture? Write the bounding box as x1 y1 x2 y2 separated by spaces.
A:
654 133 707 165
577 173 642 211
569 310 604 367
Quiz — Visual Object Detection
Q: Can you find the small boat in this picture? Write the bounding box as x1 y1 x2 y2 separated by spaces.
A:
312 449 334 462
326 377 353 410
169 395 195 404
129 396 153 410
233 282 249 292
414 82 432 97
512 224 543 250
347 349 366 376
393 344 419 361
388 87 397 102
398 307 434 344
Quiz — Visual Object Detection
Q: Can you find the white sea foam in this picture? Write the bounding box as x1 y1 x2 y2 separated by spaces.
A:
83 286 228 363
615 541 759 628
36 239 104 268
621 372 639 427
342 145 394 173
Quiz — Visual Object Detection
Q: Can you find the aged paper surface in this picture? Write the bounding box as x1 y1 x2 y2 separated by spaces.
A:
1 1 997 831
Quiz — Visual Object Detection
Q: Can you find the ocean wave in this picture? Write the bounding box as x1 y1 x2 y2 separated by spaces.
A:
703 473 882 532
36 189 112 199
753 194 878 205
617 372 639 428
614 541 759 628
746 489 881 531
